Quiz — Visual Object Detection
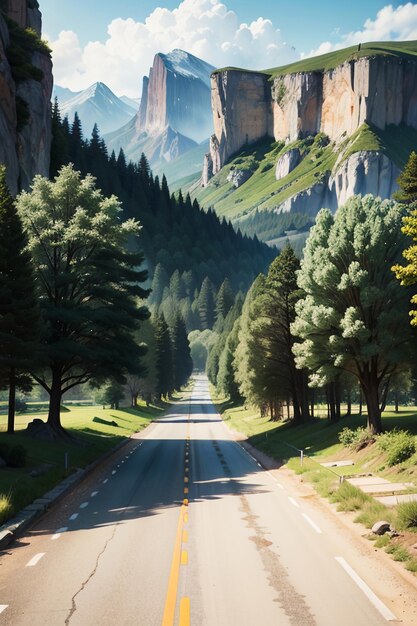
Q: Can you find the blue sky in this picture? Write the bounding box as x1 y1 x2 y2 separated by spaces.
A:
41 0 401 52
40 0 414 97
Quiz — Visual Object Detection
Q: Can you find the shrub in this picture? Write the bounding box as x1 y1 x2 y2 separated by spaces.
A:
331 481 371 511
338 426 375 450
15 397 28 413
377 429 416 466
396 501 417 531
7 444 27 468
0 493 13 525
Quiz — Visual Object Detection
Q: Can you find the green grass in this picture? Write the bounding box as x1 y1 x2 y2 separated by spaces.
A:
0 493 13 525
0 401 166 525
213 41 417 78
195 134 336 225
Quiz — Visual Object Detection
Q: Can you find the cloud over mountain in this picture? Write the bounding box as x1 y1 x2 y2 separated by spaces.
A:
306 3 417 58
48 0 296 98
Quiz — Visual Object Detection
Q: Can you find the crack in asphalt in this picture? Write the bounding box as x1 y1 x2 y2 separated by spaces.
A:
239 494 317 626
64 524 118 625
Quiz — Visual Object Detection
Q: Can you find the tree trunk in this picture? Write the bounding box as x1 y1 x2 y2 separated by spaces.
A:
47 368 64 434
7 369 16 435
358 389 363 416
310 389 315 419
395 392 399 413
346 390 352 416
362 384 382 434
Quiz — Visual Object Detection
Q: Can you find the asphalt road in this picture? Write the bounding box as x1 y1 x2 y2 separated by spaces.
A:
0 375 415 625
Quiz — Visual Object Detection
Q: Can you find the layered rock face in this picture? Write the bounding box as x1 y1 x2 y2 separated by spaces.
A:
204 55 417 195
0 0 52 194
277 151 399 216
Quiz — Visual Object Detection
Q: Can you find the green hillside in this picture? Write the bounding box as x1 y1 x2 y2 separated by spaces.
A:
192 123 417 244
213 40 417 78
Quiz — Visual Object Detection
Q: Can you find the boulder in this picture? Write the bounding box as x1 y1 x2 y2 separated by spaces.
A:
227 168 252 188
275 148 301 180
372 520 391 535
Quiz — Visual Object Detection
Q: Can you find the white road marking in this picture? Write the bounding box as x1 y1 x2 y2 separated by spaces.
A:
266 471 285 489
0 606 8 615
335 557 396 621
91 491 99 497
112 471 117 475
302 513 323 534
288 497 299 508
69 513 78 522
80 502 89 509
52 527 68 540
26 553 45 567
103 478 109 484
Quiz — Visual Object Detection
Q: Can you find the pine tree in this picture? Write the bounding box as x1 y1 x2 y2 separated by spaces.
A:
392 151 417 326
394 151 417 205
170 313 193 390
0 167 40 433
198 277 215 329
215 278 234 323
50 98 69 178
154 313 174 399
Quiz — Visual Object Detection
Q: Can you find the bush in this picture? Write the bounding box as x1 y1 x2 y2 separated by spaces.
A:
0 493 13 525
331 481 371 511
15 397 28 413
338 426 375 450
396 501 417 530
7 444 27 468
377 429 416 466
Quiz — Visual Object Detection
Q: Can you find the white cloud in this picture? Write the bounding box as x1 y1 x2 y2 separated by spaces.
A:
47 0 296 97
305 3 417 58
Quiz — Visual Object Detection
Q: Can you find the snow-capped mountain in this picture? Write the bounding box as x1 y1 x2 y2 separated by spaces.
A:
105 49 214 183
55 82 137 135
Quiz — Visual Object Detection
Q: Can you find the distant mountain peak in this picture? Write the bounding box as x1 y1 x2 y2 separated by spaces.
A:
56 82 137 135
157 49 215 88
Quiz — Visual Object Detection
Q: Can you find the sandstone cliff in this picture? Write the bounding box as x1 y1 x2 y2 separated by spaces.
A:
206 54 417 179
0 0 52 194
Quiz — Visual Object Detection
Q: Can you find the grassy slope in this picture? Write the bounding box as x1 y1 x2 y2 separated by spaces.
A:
194 123 417 243
0 401 166 522
214 394 417 485
214 41 417 78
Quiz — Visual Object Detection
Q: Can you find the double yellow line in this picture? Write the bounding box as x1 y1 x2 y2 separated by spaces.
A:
162 425 192 626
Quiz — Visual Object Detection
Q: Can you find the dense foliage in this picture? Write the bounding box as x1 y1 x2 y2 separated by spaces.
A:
50 106 275 334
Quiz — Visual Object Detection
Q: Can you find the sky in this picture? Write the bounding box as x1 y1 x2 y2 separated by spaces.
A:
40 0 416 98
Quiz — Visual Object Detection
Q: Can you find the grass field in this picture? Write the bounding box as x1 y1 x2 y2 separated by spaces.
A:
0 401 167 524
212 389 417 487
214 41 417 78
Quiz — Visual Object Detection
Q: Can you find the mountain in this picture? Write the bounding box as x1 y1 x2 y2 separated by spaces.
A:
196 40 417 250
52 85 79 104
120 95 140 110
0 0 52 194
57 82 137 135
105 49 215 184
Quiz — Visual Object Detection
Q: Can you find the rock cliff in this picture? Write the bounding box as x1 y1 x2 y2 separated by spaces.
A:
106 49 214 178
205 54 417 181
197 43 417 244
0 0 52 194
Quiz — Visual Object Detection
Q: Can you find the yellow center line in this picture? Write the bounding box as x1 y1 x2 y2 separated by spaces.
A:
161 505 186 626
184 477 189 483
181 550 188 565
182 530 188 543
179 598 190 626
184 487 189 494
